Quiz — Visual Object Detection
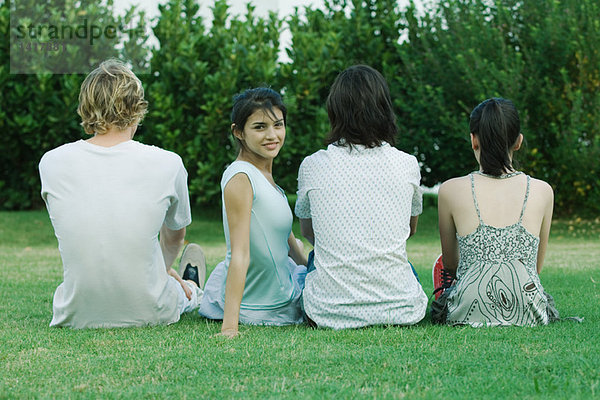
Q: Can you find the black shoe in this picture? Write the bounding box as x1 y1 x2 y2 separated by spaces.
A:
182 264 200 287
178 243 207 289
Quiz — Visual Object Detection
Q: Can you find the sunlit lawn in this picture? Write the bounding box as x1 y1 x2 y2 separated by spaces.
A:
1 206 598 398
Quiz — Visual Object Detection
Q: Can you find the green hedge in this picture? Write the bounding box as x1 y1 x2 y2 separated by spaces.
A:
0 0 149 209
396 0 600 216
1 0 598 216
142 0 282 207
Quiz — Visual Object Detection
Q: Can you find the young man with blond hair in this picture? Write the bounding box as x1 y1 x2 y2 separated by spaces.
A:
39 59 205 328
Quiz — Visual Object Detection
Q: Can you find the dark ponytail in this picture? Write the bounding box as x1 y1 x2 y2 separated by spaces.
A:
469 98 520 176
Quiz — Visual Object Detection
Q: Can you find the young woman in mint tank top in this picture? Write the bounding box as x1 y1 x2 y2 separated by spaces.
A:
198 88 308 338
434 98 555 327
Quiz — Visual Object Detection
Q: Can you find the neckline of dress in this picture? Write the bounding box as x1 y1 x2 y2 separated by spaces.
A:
472 170 523 179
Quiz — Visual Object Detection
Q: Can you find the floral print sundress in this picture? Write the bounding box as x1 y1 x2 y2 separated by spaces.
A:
445 173 549 327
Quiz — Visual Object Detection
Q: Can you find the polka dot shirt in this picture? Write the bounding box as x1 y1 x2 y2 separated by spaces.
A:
295 142 428 329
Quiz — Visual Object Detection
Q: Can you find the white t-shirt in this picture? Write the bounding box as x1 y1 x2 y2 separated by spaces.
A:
39 140 191 328
295 142 428 329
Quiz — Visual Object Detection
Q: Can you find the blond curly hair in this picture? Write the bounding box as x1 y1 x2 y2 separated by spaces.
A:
77 59 148 135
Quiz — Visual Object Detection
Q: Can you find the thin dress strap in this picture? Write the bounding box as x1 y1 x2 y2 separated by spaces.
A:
469 173 483 223
518 175 531 223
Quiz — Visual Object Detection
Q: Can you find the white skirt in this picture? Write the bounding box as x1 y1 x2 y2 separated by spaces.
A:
198 257 307 326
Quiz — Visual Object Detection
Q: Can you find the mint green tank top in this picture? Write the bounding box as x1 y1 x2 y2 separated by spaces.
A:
221 161 295 309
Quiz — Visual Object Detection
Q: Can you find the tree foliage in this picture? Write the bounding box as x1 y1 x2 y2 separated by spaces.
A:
1 0 598 216
0 0 148 209
397 0 600 215
143 0 281 207
277 0 405 192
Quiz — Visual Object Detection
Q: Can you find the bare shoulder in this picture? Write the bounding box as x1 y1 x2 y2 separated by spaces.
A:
438 176 472 213
528 177 554 213
529 177 554 197
439 175 471 197
224 173 253 201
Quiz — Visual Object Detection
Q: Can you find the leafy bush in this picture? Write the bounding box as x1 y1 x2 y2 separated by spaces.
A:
277 0 406 192
143 0 282 207
0 0 148 209
1 0 598 216
396 0 600 215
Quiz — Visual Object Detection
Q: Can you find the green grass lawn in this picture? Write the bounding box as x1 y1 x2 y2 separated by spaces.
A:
1 207 599 399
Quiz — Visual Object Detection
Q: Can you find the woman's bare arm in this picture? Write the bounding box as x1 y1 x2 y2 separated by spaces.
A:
536 182 554 274
220 173 253 338
438 182 459 273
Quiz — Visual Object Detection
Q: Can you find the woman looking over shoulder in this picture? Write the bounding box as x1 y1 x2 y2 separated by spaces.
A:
435 97 554 326
198 87 308 338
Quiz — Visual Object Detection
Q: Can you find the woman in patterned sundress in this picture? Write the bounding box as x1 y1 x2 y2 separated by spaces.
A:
434 97 554 327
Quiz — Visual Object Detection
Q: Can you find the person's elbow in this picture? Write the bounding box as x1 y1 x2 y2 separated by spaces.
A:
408 216 419 238
229 251 250 274
300 219 315 246
162 225 186 246
302 230 315 245
409 224 417 238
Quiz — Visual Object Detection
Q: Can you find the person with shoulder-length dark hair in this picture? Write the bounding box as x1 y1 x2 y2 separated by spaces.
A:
295 65 428 329
433 97 555 326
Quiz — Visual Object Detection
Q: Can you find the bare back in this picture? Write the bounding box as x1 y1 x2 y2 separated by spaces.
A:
438 172 554 273
450 174 549 236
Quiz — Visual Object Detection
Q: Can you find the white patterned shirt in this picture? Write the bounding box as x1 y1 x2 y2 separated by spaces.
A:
295 142 427 329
